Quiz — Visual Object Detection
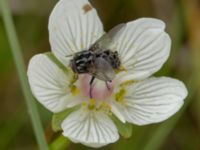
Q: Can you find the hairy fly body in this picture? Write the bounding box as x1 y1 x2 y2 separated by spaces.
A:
69 23 126 98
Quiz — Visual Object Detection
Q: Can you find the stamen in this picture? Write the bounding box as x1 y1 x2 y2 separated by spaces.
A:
115 88 126 102
98 101 111 111
115 65 127 74
70 85 80 96
88 98 96 110
120 80 134 87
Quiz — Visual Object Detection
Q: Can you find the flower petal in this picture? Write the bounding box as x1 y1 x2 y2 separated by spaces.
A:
61 107 119 148
27 54 80 112
111 103 126 123
114 18 171 81
112 77 187 125
48 0 104 66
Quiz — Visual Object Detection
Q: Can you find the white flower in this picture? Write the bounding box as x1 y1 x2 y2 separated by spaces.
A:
27 0 188 148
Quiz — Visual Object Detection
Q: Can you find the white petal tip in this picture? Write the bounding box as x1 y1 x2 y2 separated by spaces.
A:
61 108 119 148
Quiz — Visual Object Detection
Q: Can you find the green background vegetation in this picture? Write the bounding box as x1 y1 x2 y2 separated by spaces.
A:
0 0 200 149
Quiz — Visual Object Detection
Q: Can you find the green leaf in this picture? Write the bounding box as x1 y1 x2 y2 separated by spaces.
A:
52 106 79 132
49 135 70 150
110 115 132 139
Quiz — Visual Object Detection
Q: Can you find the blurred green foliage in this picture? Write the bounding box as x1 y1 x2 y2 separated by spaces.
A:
0 0 200 149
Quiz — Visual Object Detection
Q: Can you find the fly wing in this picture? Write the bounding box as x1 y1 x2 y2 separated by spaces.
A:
90 57 115 81
90 23 126 52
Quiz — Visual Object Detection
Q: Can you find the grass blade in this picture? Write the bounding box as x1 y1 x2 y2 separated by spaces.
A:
0 0 48 149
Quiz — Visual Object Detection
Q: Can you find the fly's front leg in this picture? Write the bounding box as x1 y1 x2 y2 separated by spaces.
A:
105 81 111 91
89 76 95 98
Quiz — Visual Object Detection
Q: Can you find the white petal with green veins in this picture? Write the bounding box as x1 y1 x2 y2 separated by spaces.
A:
114 18 171 82
61 107 119 148
114 77 187 125
27 54 80 112
48 0 104 67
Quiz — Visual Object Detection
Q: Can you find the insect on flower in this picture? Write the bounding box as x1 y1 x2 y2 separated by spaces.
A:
68 24 126 98
27 0 188 148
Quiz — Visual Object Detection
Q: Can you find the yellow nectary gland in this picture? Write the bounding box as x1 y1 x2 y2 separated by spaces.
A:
115 88 126 102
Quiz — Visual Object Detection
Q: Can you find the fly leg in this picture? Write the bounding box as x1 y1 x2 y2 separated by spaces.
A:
105 81 111 91
89 76 95 98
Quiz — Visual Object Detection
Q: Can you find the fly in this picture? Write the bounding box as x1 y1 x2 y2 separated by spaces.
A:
69 23 126 98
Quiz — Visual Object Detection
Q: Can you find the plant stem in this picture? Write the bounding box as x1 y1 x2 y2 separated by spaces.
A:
0 0 48 149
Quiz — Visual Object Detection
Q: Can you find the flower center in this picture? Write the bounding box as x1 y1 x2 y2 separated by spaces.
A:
79 74 114 100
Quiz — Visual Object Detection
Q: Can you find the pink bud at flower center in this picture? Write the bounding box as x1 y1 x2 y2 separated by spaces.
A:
79 74 114 100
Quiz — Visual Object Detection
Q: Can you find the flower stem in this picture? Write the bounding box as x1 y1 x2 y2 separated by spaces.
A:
0 0 48 149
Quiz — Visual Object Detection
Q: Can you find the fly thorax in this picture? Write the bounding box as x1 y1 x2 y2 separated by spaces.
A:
71 50 95 73
96 50 121 69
